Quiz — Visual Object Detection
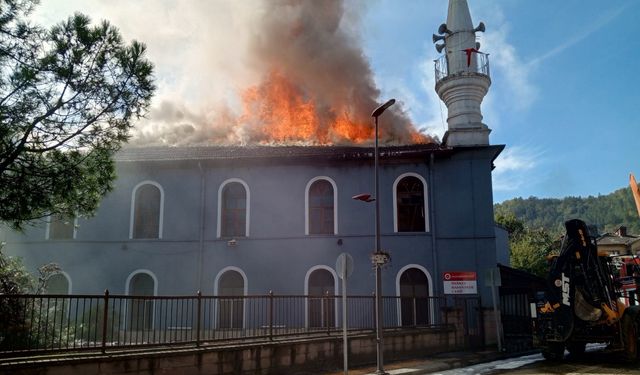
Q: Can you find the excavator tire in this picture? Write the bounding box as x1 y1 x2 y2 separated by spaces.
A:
542 342 565 361
566 341 586 357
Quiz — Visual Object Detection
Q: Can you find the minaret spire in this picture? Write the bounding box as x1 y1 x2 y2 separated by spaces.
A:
433 0 491 147
446 0 474 32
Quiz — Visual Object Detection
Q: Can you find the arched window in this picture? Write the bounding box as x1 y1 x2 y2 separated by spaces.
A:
307 268 335 328
45 272 71 294
127 272 156 330
217 270 245 329
131 182 163 239
307 178 336 235
221 182 248 237
399 268 430 326
395 175 427 232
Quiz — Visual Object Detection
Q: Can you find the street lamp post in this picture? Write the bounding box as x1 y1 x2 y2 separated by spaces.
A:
370 99 395 375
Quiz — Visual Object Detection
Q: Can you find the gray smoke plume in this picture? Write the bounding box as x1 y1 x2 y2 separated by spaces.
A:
129 0 433 146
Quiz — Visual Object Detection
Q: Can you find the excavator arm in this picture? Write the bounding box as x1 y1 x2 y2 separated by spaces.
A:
548 220 619 323
631 174 640 219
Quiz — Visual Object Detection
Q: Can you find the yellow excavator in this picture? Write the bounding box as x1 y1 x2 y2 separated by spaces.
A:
532 174 640 361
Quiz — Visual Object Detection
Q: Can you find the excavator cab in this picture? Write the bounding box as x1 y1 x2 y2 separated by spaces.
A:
533 219 640 361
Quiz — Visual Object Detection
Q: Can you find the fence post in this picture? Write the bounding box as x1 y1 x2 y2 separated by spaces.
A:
478 296 486 347
460 297 466 348
443 296 449 327
101 289 109 354
268 290 274 341
371 292 376 333
325 291 330 336
412 297 417 326
196 291 202 347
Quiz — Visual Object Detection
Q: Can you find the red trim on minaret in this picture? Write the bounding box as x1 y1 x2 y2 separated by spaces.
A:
462 48 481 67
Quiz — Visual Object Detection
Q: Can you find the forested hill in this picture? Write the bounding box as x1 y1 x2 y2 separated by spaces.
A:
494 187 640 236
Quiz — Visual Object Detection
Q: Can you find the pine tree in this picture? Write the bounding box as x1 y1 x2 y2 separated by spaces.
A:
0 0 155 229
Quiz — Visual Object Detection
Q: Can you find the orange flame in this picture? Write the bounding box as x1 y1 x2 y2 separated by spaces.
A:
411 131 430 144
237 70 429 145
332 112 374 144
239 70 326 144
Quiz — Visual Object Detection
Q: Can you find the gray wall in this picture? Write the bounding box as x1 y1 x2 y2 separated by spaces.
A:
495 226 510 266
2 146 502 306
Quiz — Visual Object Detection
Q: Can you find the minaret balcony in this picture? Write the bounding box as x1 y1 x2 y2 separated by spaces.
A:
434 53 491 84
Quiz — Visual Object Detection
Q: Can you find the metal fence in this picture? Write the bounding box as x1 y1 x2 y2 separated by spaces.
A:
434 53 490 82
0 292 481 356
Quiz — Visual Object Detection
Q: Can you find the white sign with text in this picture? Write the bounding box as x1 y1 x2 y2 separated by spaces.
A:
443 271 477 294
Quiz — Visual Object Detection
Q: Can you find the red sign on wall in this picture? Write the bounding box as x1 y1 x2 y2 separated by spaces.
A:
443 271 477 294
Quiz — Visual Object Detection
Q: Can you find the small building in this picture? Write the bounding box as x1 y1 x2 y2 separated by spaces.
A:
597 226 640 256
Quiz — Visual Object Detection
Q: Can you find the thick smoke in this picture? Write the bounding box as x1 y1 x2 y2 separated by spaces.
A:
130 0 433 146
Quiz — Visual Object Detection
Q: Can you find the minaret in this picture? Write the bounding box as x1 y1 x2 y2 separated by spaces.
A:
433 0 491 147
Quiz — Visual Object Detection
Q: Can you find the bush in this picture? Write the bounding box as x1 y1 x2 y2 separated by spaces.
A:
0 245 64 351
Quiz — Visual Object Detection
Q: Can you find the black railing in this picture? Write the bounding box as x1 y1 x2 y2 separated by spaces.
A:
0 292 480 357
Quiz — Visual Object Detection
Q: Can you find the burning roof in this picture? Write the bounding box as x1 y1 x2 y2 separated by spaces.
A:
114 144 444 163
130 0 435 147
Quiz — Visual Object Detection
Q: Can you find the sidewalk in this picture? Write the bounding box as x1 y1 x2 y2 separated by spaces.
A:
322 348 538 375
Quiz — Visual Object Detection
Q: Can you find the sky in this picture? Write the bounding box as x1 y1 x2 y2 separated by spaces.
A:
33 0 640 203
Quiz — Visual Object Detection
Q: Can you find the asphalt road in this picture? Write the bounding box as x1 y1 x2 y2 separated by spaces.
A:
433 347 640 375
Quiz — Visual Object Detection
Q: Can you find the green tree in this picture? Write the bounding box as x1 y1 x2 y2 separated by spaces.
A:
496 213 556 278
495 187 640 236
495 211 524 237
509 227 556 278
0 0 155 230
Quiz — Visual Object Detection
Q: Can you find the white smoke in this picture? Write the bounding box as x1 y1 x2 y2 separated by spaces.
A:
34 0 433 146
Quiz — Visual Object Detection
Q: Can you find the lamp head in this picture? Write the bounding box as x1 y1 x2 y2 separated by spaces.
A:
352 193 375 203
371 99 396 118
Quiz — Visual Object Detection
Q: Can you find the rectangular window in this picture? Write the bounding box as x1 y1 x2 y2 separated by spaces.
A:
49 214 75 240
